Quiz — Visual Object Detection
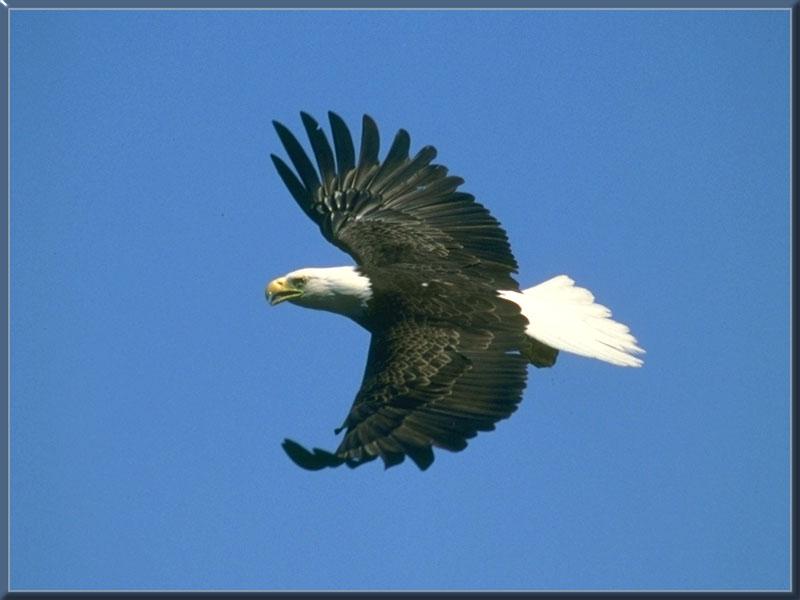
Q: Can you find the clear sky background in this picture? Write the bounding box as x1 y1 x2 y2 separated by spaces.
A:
10 9 789 592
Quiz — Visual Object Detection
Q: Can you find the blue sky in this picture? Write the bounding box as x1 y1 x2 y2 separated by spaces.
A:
9 8 789 591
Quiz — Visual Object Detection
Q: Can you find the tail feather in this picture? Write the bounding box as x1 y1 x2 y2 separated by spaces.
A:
499 275 645 368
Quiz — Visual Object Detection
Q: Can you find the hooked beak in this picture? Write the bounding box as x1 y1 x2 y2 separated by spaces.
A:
266 277 303 306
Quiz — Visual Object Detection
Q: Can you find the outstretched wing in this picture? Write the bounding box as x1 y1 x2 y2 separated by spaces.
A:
271 112 519 289
283 304 529 471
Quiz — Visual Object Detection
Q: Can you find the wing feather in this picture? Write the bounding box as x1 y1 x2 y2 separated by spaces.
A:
271 112 520 287
270 155 313 218
357 114 380 168
300 112 337 194
377 145 438 196
272 120 320 192
339 316 527 469
281 277 529 471
370 128 410 191
328 111 355 176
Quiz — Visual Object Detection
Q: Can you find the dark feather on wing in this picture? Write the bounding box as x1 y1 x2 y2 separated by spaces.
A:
271 112 520 289
331 269 530 470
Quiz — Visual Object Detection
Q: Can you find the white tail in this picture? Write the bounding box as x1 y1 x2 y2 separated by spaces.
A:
499 275 645 367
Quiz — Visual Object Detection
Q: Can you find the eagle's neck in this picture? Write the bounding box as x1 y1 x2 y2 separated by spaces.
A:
292 266 372 321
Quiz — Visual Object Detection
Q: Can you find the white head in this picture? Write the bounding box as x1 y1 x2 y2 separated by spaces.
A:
266 266 372 320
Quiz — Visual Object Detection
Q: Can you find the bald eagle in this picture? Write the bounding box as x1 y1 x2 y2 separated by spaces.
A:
268 112 644 471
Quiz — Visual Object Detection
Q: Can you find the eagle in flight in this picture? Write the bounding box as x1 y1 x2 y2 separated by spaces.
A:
267 112 644 471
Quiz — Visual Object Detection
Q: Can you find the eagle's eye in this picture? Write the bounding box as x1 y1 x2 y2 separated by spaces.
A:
289 275 308 288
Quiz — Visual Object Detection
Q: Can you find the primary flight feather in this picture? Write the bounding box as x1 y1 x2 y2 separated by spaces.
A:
267 112 644 471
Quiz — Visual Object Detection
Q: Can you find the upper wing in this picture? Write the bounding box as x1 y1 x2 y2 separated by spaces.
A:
270 112 519 289
282 313 529 471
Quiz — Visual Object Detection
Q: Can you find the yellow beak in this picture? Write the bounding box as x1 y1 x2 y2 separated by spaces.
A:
266 277 302 306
